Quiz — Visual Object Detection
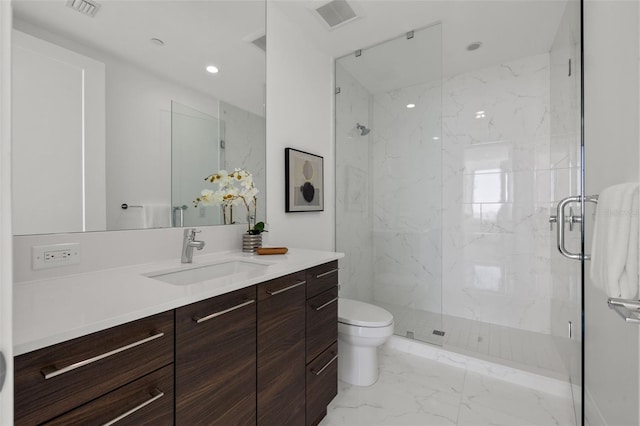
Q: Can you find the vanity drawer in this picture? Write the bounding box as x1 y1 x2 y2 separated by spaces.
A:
306 286 338 363
15 311 174 426
306 261 339 299
306 342 338 426
44 365 173 426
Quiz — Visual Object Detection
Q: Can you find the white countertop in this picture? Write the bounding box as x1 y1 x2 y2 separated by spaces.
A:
14 248 344 356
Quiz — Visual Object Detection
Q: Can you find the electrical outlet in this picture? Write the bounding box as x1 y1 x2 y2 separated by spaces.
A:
32 243 81 270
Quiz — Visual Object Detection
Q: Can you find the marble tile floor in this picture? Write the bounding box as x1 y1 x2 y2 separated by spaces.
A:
377 302 566 378
319 345 576 426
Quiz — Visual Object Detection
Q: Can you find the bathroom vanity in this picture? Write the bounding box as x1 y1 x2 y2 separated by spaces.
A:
13 249 341 425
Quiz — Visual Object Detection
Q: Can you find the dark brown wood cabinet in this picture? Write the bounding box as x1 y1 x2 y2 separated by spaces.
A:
257 271 307 425
305 262 339 425
175 285 257 425
15 261 339 426
14 311 174 426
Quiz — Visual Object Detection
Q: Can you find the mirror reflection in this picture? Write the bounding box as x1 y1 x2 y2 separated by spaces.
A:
11 0 266 235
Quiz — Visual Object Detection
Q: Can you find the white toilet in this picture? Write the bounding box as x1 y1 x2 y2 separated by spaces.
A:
338 298 394 387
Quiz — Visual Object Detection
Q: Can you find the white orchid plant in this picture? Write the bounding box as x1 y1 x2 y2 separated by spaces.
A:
194 168 265 234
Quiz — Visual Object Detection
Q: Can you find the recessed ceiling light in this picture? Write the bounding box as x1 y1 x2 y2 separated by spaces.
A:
475 110 486 119
206 65 219 74
433 136 440 140
467 41 482 51
406 103 416 109
150 38 164 46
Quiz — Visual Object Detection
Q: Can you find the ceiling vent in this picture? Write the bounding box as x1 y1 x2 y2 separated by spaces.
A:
251 35 267 52
65 0 101 18
315 0 358 29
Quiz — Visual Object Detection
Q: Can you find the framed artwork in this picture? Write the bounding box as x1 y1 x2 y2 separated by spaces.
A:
285 148 324 212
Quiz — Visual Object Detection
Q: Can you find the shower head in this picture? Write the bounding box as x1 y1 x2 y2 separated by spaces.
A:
356 123 371 136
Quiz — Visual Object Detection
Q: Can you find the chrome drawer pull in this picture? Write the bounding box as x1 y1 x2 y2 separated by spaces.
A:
102 388 164 426
316 268 339 279
312 353 338 376
193 299 256 323
41 332 165 380
314 297 338 311
266 280 306 295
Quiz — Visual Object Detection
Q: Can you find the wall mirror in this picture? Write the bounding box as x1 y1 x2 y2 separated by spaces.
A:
11 0 266 235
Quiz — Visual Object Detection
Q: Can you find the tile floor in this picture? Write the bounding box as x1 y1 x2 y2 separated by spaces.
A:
319 345 575 426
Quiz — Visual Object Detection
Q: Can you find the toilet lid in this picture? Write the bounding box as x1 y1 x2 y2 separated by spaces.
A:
338 298 393 328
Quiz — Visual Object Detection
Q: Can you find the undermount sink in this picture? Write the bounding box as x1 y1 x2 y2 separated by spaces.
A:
146 258 270 286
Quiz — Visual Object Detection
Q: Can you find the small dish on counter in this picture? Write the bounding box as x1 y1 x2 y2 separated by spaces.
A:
256 247 289 255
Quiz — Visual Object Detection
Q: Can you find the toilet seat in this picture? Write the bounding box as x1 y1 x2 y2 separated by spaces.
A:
338 298 393 328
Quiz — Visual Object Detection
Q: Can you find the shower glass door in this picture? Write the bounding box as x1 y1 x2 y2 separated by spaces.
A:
335 24 444 346
171 101 222 227
548 0 582 422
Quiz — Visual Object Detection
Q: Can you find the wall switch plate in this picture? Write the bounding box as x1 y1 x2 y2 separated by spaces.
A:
32 243 81 270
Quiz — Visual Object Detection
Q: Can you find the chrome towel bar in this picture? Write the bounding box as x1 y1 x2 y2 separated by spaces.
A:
608 298 640 324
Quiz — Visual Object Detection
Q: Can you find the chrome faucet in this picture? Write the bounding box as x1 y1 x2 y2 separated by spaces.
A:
181 228 205 263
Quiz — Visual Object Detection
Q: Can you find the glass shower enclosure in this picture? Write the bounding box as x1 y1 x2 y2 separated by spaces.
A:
335 2 583 422
335 24 444 346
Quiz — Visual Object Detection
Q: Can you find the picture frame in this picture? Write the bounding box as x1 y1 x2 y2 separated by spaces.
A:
285 148 324 212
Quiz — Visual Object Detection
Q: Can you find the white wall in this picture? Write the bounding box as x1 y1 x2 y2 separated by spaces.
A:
265 2 334 251
12 225 247 284
584 1 640 425
0 1 13 422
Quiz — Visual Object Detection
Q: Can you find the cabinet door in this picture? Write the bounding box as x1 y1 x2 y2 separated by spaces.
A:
176 286 257 425
257 271 306 425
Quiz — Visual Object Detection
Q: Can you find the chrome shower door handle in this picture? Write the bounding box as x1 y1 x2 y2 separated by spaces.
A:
556 195 583 261
553 194 600 261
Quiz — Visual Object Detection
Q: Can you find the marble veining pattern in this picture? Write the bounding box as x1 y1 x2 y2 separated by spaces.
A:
336 50 576 378
371 78 443 315
320 345 575 426
442 53 554 334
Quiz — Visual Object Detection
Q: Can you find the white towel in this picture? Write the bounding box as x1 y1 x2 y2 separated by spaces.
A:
590 183 640 298
143 204 171 228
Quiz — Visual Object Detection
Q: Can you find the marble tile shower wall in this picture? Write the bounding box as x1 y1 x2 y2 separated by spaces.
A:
337 53 571 338
442 53 555 334
371 81 443 314
335 63 375 302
